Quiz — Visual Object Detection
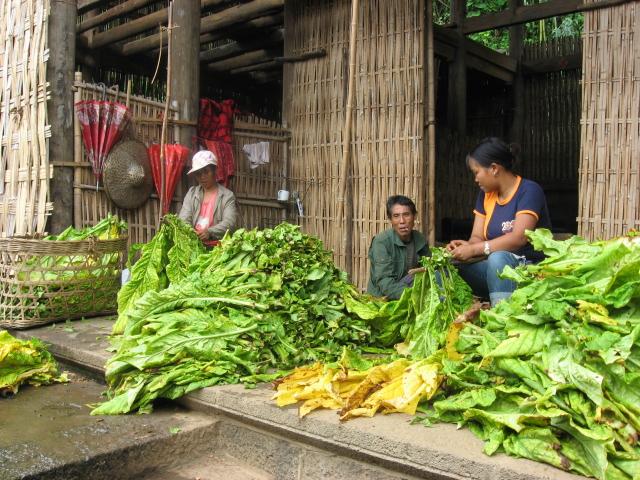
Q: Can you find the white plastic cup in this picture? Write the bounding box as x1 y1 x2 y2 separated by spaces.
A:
277 190 290 201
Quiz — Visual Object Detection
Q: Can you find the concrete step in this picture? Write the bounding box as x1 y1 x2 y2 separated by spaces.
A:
11 318 588 480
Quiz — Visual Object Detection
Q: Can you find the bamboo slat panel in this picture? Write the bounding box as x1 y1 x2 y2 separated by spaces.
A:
435 129 481 237
231 113 291 230
74 80 179 245
0 0 52 237
578 3 640 239
521 37 581 187
285 0 425 289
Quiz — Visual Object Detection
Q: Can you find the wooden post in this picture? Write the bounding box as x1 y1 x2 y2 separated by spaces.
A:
336 0 359 279
508 0 524 145
426 0 437 245
448 0 466 136
169 0 200 148
48 0 77 233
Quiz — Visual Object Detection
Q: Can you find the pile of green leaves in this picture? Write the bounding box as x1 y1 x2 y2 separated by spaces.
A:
417 229 640 479
93 223 382 415
112 214 205 334
0 330 67 396
371 248 473 358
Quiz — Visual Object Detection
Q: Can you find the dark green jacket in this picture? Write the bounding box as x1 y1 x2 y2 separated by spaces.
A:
367 229 429 299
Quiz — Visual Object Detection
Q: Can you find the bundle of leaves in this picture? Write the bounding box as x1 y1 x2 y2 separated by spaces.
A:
371 247 473 357
0 330 67 396
417 229 640 480
93 223 384 415
112 214 205 334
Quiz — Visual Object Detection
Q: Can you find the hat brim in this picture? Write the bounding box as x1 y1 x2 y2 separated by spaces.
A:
187 163 216 175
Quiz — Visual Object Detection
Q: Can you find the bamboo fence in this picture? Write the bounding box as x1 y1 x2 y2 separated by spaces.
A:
578 2 640 239
0 0 52 237
284 0 425 289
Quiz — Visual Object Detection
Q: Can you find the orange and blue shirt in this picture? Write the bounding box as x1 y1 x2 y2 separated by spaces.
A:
473 176 551 261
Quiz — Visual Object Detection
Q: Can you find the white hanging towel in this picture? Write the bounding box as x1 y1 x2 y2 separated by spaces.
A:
243 142 270 169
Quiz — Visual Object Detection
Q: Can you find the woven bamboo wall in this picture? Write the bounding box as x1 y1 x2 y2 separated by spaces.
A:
578 3 640 238
231 113 291 231
284 0 425 289
74 80 179 244
0 0 52 237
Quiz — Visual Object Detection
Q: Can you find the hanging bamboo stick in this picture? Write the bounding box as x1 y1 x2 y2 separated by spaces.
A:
158 2 174 225
336 0 360 278
426 0 436 245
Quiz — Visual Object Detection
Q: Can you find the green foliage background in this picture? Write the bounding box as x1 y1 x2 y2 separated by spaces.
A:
433 0 583 53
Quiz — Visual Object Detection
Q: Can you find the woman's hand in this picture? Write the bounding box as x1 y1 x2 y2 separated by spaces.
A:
450 242 480 262
446 239 468 252
196 228 209 241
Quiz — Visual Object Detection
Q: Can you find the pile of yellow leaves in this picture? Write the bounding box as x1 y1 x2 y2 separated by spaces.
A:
273 358 442 420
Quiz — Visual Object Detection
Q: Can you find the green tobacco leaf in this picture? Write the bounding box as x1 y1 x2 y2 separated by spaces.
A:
485 325 548 358
502 428 568 471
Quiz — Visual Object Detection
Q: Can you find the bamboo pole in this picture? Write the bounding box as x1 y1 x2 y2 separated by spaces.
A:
336 0 359 278
74 72 83 229
159 2 174 225
426 0 436 245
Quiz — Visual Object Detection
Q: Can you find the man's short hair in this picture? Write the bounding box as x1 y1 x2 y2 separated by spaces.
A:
386 195 417 218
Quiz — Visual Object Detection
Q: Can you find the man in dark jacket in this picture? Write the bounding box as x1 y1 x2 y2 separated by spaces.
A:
367 195 429 299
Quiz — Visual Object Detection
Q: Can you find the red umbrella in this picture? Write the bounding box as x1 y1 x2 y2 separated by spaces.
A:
147 144 190 214
75 100 131 186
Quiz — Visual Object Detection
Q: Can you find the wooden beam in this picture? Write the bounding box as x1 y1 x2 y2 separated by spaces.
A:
77 0 156 33
462 0 633 34
207 48 281 72
274 49 326 63
88 0 225 49
248 71 282 84
522 53 581 74
508 0 524 144
199 13 283 44
231 60 279 74
434 26 516 82
448 0 467 135
200 28 283 63
121 0 283 56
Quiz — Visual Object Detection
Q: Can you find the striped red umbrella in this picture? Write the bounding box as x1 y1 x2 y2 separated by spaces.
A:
147 144 190 214
75 100 131 187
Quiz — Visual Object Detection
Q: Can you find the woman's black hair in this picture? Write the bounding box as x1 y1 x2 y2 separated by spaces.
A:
386 195 417 218
467 137 520 171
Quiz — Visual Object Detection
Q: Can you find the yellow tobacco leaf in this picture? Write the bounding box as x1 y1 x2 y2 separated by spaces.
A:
299 397 343 418
445 321 465 360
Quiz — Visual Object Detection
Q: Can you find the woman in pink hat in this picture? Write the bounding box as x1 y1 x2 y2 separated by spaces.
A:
178 150 238 247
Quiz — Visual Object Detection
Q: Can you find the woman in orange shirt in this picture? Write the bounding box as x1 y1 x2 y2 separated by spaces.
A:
446 138 551 306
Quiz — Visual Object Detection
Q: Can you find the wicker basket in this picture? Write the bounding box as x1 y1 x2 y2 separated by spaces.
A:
0 236 128 329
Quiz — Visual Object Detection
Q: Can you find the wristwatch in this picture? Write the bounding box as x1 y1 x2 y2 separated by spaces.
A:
483 241 491 256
